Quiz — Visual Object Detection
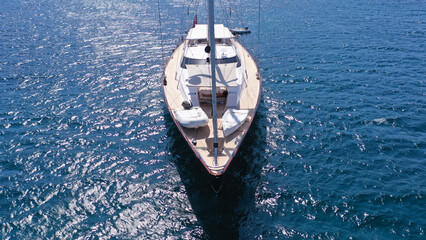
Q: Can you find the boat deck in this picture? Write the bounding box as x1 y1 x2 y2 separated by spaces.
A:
163 40 261 175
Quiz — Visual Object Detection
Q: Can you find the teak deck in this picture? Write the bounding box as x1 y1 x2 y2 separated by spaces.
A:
162 40 261 175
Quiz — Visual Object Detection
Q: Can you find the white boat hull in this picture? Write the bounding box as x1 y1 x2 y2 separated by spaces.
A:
162 39 261 176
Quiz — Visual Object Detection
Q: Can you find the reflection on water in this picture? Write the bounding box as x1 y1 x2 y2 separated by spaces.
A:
1 0 425 238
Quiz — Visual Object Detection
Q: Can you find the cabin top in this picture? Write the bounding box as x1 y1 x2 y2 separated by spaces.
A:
186 24 234 40
186 63 238 87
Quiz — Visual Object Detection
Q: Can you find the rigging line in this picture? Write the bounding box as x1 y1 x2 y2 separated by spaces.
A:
217 0 226 27
188 0 195 29
194 0 201 28
228 0 244 28
226 0 233 28
194 0 200 15
228 0 232 28
184 0 199 30
218 0 224 24
157 0 165 66
257 0 261 64
185 1 191 30
179 0 189 34
218 0 228 27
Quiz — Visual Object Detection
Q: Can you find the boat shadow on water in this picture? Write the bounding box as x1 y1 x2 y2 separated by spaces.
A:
165 101 268 239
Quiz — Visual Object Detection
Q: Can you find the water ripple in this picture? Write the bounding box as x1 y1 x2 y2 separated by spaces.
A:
1 0 425 239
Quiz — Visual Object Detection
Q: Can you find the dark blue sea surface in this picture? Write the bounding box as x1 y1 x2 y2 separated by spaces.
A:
1 0 425 239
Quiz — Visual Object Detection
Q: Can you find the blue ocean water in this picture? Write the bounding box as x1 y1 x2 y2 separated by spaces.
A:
0 0 425 239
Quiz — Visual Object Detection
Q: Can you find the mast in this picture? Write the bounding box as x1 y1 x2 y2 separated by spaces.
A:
207 0 218 165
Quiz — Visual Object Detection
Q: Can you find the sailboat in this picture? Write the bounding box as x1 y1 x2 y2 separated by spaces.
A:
162 0 261 176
